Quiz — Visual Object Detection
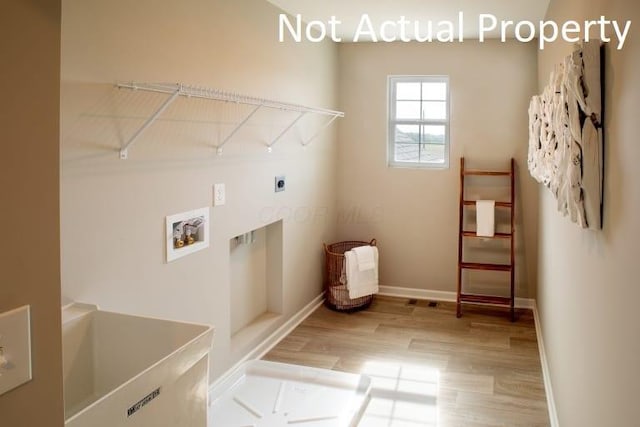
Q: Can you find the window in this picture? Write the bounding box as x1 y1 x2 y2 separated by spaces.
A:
388 76 450 168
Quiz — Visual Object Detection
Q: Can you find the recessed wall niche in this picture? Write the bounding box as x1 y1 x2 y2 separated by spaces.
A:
229 220 283 356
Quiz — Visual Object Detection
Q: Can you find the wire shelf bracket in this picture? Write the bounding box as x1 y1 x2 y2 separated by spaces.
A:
267 111 307 152
216 104 262 155
116 82 344 159
119 87 180 160
302 114 340 147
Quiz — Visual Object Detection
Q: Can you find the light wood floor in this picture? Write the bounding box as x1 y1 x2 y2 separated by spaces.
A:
263 296 549 427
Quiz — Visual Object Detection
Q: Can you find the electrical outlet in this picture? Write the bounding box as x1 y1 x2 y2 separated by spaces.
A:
213 183 226 206
0 305 32 396
275 176 286 193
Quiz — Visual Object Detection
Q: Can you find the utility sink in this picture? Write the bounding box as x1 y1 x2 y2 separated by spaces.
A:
62 303 214 427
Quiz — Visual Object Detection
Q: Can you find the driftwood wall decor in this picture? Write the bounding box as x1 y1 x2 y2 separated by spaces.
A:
528 41 603 229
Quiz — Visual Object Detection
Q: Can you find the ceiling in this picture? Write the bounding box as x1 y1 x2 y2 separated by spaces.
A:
267 0 551 41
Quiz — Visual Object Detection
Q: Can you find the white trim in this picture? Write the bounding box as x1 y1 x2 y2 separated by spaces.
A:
516 297 535 309
378 286 455 302
377 285 534 309
208 293 324 397
532 301 560 427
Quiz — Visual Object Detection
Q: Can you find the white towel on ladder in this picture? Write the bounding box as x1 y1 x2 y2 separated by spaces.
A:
476 200 495 237
345 247 379 299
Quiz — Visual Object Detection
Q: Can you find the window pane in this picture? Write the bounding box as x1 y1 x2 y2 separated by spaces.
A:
396 101 421 120
422 82 447 100
395 125 419 144
420 144 446 163
421 101 447 120
421 125 445 144
395 144 420 162
396 83 421 100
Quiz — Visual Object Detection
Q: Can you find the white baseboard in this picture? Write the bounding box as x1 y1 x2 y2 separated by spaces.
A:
377 285 535 309
532 301 560 427
209 292 324 395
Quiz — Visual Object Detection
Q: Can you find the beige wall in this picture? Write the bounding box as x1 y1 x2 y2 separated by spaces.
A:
0 1 64 425
537 0 640 425
337 40 539 298
60 0 338 379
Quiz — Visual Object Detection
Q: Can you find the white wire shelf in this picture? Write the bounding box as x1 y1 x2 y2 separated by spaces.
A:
116 82 344 159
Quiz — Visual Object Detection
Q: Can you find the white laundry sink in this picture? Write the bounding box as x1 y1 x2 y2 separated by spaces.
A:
62 303 214 427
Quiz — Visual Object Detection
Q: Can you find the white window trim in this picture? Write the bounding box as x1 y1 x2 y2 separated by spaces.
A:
387 75 450 169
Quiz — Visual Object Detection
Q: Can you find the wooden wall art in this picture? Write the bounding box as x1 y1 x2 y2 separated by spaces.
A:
528 41 603 229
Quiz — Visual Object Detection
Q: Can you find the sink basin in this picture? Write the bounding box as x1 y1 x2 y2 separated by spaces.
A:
62 303 214 427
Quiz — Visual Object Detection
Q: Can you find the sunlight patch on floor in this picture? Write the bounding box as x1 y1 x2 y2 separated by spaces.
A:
359 360 439 427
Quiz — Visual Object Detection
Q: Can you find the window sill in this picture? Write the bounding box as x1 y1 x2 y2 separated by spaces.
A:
388 161 450 170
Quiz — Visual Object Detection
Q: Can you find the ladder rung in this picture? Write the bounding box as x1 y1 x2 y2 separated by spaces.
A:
461 231 512 239
460 262 512 272
463 200 512 208
463 170 511 176
460 294 512 306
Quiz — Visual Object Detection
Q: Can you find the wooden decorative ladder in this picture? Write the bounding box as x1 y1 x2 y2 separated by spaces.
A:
456 157 516 321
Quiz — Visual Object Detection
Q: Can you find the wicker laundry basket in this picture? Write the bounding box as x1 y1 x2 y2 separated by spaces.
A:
323 239 376 312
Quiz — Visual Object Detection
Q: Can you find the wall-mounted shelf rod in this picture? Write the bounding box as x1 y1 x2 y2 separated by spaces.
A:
118 82 344 116
116 82 344 158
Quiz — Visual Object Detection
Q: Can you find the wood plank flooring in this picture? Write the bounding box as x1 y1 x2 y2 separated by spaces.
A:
263 296 549 427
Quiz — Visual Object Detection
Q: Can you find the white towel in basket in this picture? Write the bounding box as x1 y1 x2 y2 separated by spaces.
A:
353 245 376 271
345 247 379 299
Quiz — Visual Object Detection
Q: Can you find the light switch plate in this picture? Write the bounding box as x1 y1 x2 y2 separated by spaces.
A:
213 183 226 206
0 305 32 396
